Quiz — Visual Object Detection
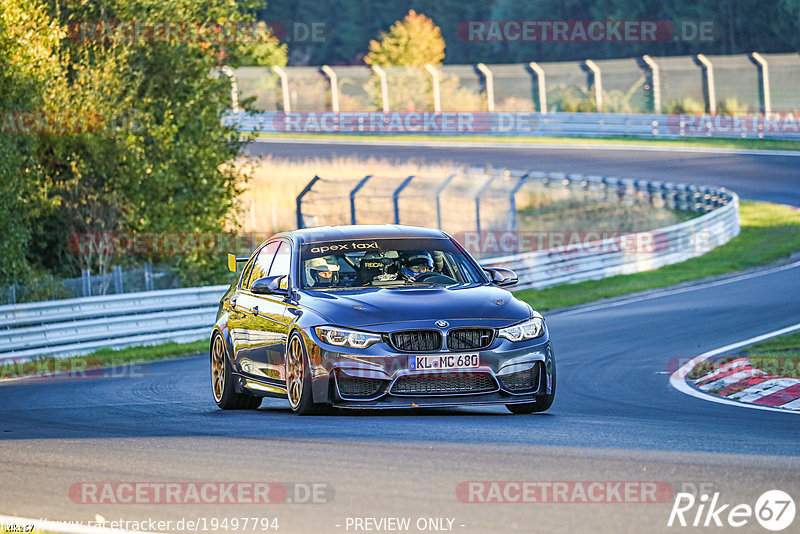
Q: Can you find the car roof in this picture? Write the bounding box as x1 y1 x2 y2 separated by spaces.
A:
275 224 450 245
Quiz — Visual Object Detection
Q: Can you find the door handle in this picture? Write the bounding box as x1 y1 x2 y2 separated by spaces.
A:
252 305 259 317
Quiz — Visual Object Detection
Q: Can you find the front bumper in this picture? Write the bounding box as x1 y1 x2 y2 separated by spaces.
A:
305 329 554 408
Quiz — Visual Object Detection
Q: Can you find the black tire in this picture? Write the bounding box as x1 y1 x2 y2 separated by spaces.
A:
506 360 556 414
211 333 262 410
285 331 324 415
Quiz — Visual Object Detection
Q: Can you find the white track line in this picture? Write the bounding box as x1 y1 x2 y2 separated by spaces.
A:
253 136 800 157
669 323 800 414
0 515 158 534
552 258 800 317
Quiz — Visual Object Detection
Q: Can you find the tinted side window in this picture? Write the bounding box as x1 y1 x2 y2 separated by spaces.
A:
246 241 280 289
269 242 292 288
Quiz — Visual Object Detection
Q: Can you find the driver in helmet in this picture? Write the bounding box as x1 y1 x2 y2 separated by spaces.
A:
308 256 340 287
400 251 434 280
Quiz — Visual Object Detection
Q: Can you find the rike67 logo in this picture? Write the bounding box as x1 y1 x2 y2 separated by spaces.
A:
668 490 795 531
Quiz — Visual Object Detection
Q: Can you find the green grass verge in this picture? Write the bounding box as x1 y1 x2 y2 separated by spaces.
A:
687 331 800 380
256 132 800 152
0 339 208 379
746 331 800 379
516 201 800 311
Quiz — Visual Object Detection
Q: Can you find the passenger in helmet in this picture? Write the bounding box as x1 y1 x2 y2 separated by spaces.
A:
400 251 434 280
308 257 340 287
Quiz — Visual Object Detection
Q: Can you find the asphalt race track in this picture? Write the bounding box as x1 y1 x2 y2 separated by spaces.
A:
2 141 799 534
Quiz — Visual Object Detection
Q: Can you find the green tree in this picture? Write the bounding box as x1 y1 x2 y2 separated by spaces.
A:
1 0 287 291
0 0 62 284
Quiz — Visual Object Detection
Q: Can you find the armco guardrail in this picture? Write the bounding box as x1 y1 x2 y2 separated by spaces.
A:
481 174 739 290
229 110 800 141
0 171 738 362
0 286 227 362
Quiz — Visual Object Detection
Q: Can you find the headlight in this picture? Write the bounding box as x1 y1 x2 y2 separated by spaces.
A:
498 316 545 342
315 326 382 349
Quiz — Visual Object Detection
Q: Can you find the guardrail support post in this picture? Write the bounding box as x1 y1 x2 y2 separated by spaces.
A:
113 265 123 294
750 52 771 114
475 174 496 234
528 62 547 114
425 65 441 113
641 55 661 113
476 63 495 112
695 54 716 115
584 60 603 112
9 284 16 304
350 175 373 225
392 175 416 224
435 173 457 230
508 172 530 253
296 175 322 229
320 65 340 113
272 65 291 113
81 269 91 297
220 66 240 113
371 65 390 112
144 262 153 292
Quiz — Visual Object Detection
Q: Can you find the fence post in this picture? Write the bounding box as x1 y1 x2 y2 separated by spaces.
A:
371 65 390 112
641 55 661 113
425 65 441 113
435 173 457 230
392 175 416 224
695 54 716 115
113 265 124 294
584 60 603 112
272 65 291 113
750 52 771 114
475 173 496 234
9 284 16 305
296 175 322 229
528 62 547 114
476 63 495 112
144 262 153 291
219 66 239 113
350 175 373 225
81 269 91 297
320 65 340 113
508 172 531 250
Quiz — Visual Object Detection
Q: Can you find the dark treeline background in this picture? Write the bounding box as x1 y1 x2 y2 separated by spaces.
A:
259 0 800 65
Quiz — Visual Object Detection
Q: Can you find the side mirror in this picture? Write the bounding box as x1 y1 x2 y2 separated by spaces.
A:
485 267 518 287
251 275 289 296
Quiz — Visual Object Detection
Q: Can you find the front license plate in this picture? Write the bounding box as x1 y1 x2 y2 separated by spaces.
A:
409 353 479 371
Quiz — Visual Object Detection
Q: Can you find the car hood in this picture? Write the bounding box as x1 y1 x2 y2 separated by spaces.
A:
296 284 532 328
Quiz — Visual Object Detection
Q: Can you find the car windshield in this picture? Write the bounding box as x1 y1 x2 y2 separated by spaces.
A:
300 237 485 290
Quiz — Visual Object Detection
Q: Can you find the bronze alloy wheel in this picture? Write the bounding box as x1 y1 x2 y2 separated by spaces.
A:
211 334 225 403
285 334 304 409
